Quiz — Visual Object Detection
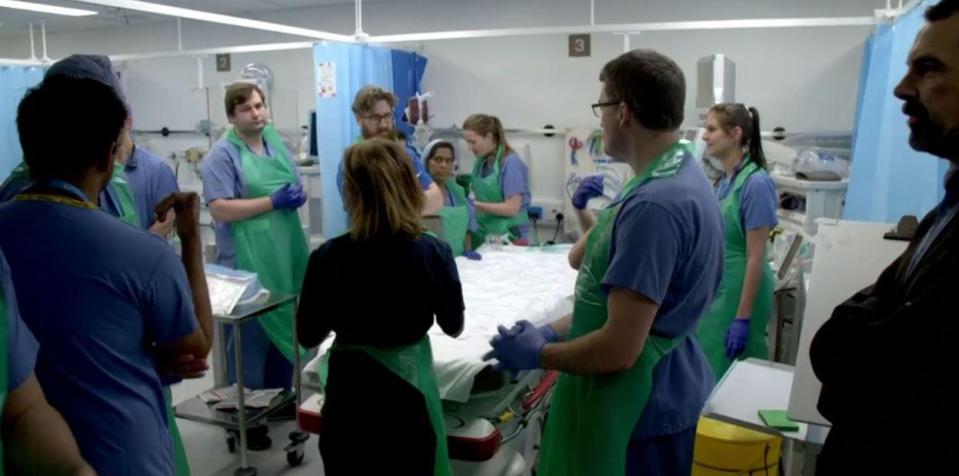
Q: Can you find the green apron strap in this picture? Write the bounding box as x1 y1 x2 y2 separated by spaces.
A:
228 125 310 362
538 142 687 476
110 163 140 227
438 181 470 256
0 286 8 476
470 144 529 244
331 337 452 476
697 158 776 378
163 386 191 476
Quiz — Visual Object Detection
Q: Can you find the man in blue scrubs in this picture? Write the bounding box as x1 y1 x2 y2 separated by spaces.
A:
0 71 213 475
122 144 179 234
336 85 443 215
485 49 724 475
1 250 95 476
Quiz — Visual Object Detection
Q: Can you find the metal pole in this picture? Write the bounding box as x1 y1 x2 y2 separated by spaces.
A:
41 21 49 62
28 24 37 61
234 326 249 469
354 0 364 36
623 33 630 52
590 0 595 26
177 18 183 52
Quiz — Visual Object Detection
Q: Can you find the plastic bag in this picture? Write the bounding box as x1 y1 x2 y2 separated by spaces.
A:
793 150 850 178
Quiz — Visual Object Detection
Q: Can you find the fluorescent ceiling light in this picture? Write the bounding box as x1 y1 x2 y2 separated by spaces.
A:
70 0 353 42
0 0 97 16
370 17 876 43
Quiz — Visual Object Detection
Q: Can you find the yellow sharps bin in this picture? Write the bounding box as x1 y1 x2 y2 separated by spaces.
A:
693 417 782 475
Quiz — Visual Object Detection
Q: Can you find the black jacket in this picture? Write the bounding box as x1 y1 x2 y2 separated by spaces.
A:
810 207 959 476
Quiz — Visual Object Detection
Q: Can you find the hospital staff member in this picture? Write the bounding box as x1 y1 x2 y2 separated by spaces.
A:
696 103 778 378
811 2 959 474
15 54 193 476
337 85 444 215
462 114 532 244
484 50 723 476
0 249 95 476
122 144 179 234
297 139 463 476
0 73 212 476
51 55 180 235
0 55 140 229
423 139 482 260
200 82 308 448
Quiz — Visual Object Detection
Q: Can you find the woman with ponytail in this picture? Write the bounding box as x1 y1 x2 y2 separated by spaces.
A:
697 103 779 377
462 114 531 245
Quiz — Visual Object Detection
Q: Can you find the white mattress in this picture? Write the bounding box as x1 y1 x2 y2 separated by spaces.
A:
303 245 578 403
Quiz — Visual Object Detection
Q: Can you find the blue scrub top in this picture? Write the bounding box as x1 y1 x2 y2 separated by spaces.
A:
444 183 479 232
200 136 302 269
336 143 434 199
600 153 725 438
715 160 779 233
2 250 38 393
477 151 531 239
124 146 180 230
0 168 126 218
0 196 199 476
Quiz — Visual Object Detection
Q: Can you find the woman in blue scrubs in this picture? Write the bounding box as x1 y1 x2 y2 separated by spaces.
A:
462 114 532 245
697 104 779 378
422 140 481 260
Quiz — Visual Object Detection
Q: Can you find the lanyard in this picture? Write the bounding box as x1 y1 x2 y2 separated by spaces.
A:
15 180 97 209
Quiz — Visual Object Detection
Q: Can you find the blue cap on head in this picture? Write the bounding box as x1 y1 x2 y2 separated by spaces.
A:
46 54 129 115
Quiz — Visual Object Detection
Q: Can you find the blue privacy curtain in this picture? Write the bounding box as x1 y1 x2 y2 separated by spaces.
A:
313 43 427 238
0 65 44 179
391 50 428 138
843 1 950 223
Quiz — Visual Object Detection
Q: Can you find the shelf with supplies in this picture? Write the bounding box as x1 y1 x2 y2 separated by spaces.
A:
772 172 848 236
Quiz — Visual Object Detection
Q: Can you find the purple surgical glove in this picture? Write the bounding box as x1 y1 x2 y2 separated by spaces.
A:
464 250 483 261
271 183 307 210
483 322 552 374
572 175 605 210
725 318 750 359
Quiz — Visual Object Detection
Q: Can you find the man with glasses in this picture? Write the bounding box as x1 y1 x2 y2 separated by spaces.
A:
337 85 443 214
484 49 724 475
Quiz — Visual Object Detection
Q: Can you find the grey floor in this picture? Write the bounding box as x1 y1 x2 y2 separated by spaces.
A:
171 373 326 476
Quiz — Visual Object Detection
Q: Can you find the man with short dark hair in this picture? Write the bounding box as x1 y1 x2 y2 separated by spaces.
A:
0 71 212 476
200 81 309 449
337 85 443 214
484 49 724 475
811 2 959 474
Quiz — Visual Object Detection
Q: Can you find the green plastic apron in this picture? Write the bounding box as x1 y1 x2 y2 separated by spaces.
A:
110 162 140 227
329 336 452 476
0 284 8 476
6 162 139 227
470 145 529 245
164 386 190 476
538 143 687 476
229 125 309 362
697 160 775 378
438 180 470 257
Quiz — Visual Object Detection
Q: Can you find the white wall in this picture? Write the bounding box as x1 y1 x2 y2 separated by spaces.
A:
0 0 885 222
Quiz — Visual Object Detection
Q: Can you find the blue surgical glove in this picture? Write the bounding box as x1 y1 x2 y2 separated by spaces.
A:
483 322 551 374
271 183 306 210
725 318 750 359
572 175 605 210
463 250 482 261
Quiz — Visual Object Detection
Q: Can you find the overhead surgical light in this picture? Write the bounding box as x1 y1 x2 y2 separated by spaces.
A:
0 0 97 16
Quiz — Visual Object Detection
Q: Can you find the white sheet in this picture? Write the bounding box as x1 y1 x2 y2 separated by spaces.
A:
303 245 578 403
